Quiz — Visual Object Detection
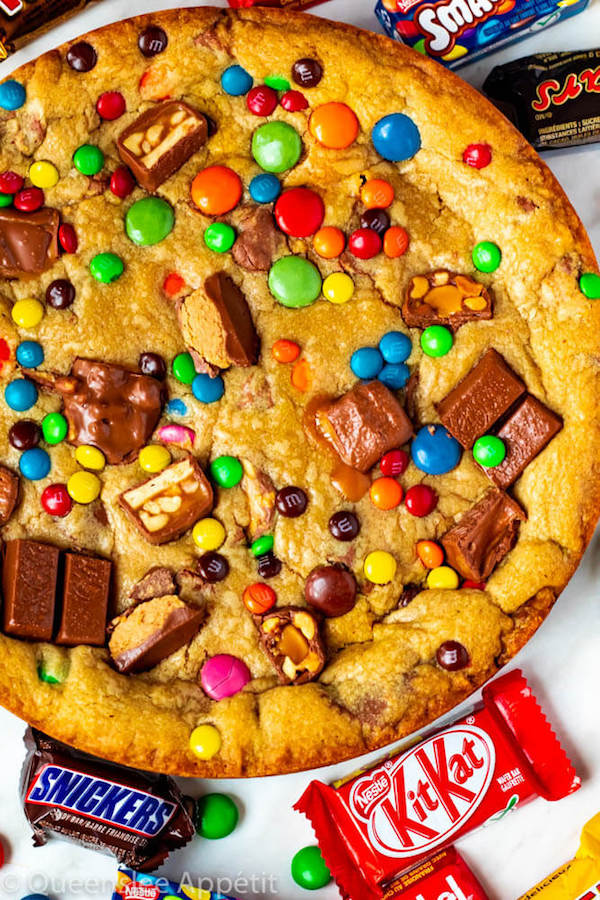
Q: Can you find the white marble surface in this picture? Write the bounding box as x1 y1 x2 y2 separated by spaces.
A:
0 2 599 899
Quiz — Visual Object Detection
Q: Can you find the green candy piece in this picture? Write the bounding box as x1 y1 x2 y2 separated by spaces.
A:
125 197 174 246
265 74 290 91
37 649 70 684
172 352 197 385
90 252 124 283
579 272 600 300
251 534 274 557
291 845 332 890
413 38 427 55
73 143 104 176
420 325 453 358
473 434 506 467
210 455 243 488
195 793 239 839
252 121 302 173
42 412 68 445
0 192 12 207
268 256 322 308
204 222 236 253
472 240 501 273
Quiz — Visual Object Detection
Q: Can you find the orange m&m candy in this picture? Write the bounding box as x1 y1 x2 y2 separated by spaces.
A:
163 272 186 298
309 102 359 150
243 582 276 615
416 540 444 569
313 226 345 259
272 339 300 363
369 476 403 510
191 165 242 215
384 225 410 258
291 357 312 392
361 178 394 209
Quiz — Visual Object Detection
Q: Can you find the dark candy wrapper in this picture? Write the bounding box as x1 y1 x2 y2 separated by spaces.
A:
484 50 600 151
20 728 195 871
0 0 101 60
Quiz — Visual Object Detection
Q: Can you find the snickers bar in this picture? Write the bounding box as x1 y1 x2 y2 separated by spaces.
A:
0 0 102 60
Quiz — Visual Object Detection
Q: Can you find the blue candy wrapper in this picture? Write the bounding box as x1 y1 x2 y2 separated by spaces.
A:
112 866 236 900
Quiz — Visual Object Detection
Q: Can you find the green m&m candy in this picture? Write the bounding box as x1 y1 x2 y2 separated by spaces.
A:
90 252 124 283
37 648 70 684
268 256 322 308
579 272 600 300
291 845 332 890
252 121 302 173
172 352 196 385
42 412 68 445
420 325 453 358
0 192 12 207
473 434 506 467
204 222 235 253
211 455 243 488
265 74 290 91
195 793 239 839
73 143 104 176
251 534 274 557
125 197 174 246
472 240 501 273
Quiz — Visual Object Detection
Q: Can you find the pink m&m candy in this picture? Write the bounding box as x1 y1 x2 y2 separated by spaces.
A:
201 654 251 700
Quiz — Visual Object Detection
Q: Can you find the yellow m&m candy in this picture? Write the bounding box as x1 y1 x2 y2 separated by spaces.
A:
427 565 459 590
11 298 44 328
75 444 105 471
193 518 226 551
139 444 171 473
323 272 354 304
67 470 101 504
189 724 221 760
364 550 397 584
29 160 59 188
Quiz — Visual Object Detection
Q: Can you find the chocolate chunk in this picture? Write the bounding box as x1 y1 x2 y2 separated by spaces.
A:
46 279 75 310
305 564 357 617
292 58 323 88
436 640 470 671
117 100 207 192
486 394 563 489
2 540 60 641
276 486 307 518
231 205 283 272
328 510 360 541
437 349 526 449
321 381 413 473
21 728 194 870
119 456 213 545
8 420 41 451
138 25 168 56
130 567 176 602
0 208 59 278
197 551 229 583
441 490 526 582
0 465 19 525
56 554 111 647
178 273 259 370
257 607 325 684
241 460 276 541
66 41 97 72
399 583 421 607
109 595 203 674
403 270 493 331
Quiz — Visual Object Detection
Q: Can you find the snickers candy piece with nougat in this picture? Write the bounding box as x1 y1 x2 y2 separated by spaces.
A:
320 381 413 473
0 465 19 525
2 539 60 641
256 607 325 685
441 489 526 582
0 207 60 278
119 455 213 544
117 100 208 192
485 393 562 489
403 269 493 330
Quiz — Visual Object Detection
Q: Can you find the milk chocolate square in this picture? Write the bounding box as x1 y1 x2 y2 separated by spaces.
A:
0 208 59 278
2 540 60 641
441 490 526 582
117 100 208 192
402 270 493 331
437 349 526 448
322 381 413 472
486 394 563 489
0 465 19 526
56 553 112 647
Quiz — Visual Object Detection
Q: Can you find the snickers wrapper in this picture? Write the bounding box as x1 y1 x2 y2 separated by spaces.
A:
295 670 579 900
20 728 195 871
518 812 600 900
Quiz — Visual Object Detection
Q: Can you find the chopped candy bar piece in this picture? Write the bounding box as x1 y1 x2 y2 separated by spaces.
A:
0 465 19 525
441 489 526 581
232 205 283 272
2 539 60 641
240 459 276 540
119 456 213 544
320 381 413 473
403 270 493 330
437 349 526 448
56 553 112 647
109 595 204 673
257 606 325 684
117 100 208 191
0 208 59 278
486 394 563 489
129 566 177 602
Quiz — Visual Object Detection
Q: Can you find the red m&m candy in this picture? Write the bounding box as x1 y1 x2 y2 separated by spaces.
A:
96 91 126 120
380 448 409 476
247 85 278 116
274 187 324 238
14 187 44 212
348 227 381 259
280 90 308 112
405 483 437 517
0 170 23 193
41 483 72 517
110 165 135 198
463 580 486 590
58 223 78 253
463 143 492 169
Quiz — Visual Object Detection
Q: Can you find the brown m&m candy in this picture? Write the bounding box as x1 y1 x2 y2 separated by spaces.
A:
197 551 229 583
292 58 323 88
257 551 282 579
66 41 97 72
9 419 40 450
328 510 360 541
139 352 167 380
360 208 390 236
138 25 168 56
276 486 307 517
305 564 357 617
436 640 470 670
46 278 75 310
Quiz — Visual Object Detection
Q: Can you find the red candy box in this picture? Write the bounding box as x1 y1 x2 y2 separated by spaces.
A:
383 848 488 900
295 670 579 900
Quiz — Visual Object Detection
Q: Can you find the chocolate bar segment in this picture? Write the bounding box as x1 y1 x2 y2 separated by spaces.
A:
486 394 562 489
0 464 19 525
403 270 493 330
257 606 325 685
0 208 59 278
56 553 112 647
129 567 176 602
2 540 60 640
437 349 526 448
117 100 208 192
119 456 213 544
321 381 413 472
441 489 526 581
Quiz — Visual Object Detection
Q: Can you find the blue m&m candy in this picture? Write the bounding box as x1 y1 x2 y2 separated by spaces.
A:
411 424 462 475
0 79 26 110
249 173 281 204
19 447 51 480
378 363 410 390
350 347 383 380
372 113 421 162
167 398 188 416
192 373 225 404
5 378 37 411
221 65 253 96
379 331 411 364
16 340 44 368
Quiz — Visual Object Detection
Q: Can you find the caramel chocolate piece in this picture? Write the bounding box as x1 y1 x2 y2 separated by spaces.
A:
109 595 203 674
257 606 325 685
130 566 176 602
240 459 275 541
2 540 60 640
231 205 283 272
117 100 207 192
441 490 526 581
403 270 493 331
56 553 111 647
486 394 563 489
321 381 413 473
437 349 526 449
178 273 259 369
0 208 59 278
119 456 213 544
0 464 19 525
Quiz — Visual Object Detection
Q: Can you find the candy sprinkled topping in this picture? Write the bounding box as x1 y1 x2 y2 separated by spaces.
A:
309 102 359 149
313 226 345 259
473 434 506 467
110 166 135 199
139 445 171 473
247 85 278 116
348 227 381 259
193 518 226 551
138 25 168 57
20 447 51 481
329 510 360 541
67 470 101 504
16 341 43 368
67 41 97 72
75 445 105 471
195 792 239 839
249 173 280 204
201 655 250 700
380 449 409 476
276 486 308 517
436 640 470 670
280 90 308 111
46 279 75 310
192 372 225 403
9 420 40 450
204 222 235 253
41 483 72 517
417 540 444 569
370 476 403 510
211 455 243 488
96 91 126 120
0 80 26 110
42 412 68 445
272 339 300 363
5 379 37 412
405 483 438 517
291 846 332 890
90 252 123 283
172 352 196 384
12 298 44 328
323 272 354 304
361 179 394 209
421 325 453 357
372 113 421 161
243 582 276 615
73 144 104 176
29 161 59 189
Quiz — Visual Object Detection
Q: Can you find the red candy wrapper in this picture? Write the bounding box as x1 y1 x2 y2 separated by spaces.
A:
295 670 579 900
383 848 488 900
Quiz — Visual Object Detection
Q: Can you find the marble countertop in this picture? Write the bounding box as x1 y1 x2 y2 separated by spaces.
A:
0 2 599 898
